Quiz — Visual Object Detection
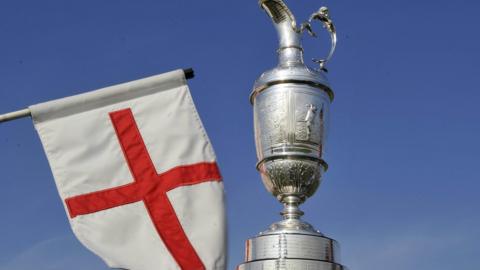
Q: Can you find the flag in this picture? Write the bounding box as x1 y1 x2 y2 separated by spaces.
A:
29 69 226 270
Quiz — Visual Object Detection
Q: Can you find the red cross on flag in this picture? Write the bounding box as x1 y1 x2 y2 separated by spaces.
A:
29 69 226 270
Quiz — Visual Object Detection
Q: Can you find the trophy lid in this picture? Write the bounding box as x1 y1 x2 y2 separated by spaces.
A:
250 62 334 104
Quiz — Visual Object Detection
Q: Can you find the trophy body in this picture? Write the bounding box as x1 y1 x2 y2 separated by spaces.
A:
238 1 347 269
254 71 330 206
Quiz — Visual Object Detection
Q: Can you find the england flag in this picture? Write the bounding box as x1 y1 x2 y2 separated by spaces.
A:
29 69 226 270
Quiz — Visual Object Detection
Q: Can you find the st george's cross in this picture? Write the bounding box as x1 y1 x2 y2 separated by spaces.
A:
30 70 227 270
65 108 221 270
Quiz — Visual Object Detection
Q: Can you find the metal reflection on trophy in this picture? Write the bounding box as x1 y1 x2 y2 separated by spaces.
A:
238 0 347 269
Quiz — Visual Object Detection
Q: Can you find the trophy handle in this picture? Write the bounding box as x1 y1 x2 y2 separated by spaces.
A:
301 7 337 72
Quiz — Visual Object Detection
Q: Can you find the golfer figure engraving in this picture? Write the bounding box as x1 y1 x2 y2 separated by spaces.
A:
304 104 317 141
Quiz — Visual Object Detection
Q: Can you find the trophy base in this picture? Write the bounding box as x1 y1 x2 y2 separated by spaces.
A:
237 219 346 270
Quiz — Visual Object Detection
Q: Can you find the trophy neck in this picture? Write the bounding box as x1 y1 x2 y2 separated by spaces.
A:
259 0 304 66
278 47 304 67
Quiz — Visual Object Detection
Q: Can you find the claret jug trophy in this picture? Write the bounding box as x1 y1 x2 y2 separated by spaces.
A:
237 1 347 269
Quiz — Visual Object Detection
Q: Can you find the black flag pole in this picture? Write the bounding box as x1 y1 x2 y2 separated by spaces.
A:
0 68 195 124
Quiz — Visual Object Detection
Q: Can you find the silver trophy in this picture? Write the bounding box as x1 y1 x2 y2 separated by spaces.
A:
238 1 346 269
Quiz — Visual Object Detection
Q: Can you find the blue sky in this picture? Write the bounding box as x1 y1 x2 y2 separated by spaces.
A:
0 0 479 269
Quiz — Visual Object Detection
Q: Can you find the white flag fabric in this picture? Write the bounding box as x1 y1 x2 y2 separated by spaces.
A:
30 69 226 270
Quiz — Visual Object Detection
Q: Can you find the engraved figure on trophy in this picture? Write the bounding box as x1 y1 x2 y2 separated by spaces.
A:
296 104 318 142
304 104 317 140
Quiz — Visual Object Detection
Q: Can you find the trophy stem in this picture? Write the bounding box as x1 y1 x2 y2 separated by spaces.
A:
280 195 304 220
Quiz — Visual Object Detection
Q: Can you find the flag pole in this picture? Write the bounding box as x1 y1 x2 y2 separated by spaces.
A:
0 68 195 124
0 108 31 123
